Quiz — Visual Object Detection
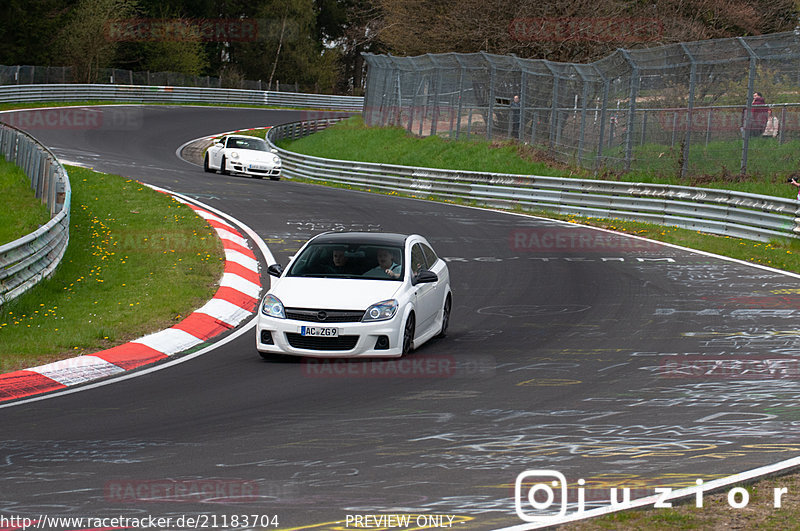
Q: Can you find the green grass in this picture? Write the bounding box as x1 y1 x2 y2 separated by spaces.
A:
0 156 51 246
615 138 800 193
281 116 800 197
279 116 571 177
0 166 224 373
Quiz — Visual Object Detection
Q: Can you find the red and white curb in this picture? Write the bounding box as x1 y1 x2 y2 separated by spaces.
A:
0 188 267 403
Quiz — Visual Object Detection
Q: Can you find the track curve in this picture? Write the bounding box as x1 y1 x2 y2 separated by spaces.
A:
2 105 800 529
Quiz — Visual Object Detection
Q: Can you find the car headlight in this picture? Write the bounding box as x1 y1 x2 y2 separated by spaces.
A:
260 294 286 319
230 151 239 159
362 299 398 322
273 155 281 165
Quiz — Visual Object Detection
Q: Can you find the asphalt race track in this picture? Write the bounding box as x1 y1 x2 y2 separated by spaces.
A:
2 105 800 530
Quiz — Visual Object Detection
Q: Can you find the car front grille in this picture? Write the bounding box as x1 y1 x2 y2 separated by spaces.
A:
285 333 359 351
285 308 365 323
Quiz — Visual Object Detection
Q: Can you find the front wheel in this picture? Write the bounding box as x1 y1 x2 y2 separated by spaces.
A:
437 295 451 338
220 155 230 175
402 314 415 356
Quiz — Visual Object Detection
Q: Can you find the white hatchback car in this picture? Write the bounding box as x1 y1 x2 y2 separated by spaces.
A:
256 232 452 358
204 134 281 180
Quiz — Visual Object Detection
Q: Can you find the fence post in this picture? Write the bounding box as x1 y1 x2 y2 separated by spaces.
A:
546 62 559 150
577 73 589 165
454 57 466 140
619 49 640 172
482 52 496 142
429 55 443 137
680 44 697 178
595 73 609 173
418 73 427 137
640 110 647 146
739 37 758 175
779 105 786 145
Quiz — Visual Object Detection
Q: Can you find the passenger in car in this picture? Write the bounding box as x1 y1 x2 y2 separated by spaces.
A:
326 247 355 275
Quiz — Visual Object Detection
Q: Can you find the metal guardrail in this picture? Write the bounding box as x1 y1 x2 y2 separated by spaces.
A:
268 119 800 242
0 123 71 306
0 84 364 111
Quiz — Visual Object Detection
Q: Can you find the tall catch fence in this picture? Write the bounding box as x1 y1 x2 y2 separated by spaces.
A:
363 32 800 178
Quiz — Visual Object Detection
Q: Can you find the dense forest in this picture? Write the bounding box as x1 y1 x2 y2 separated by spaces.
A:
3 0 798 94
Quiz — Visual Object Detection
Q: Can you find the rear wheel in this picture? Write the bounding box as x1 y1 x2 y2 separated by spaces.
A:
437 295 451 338
402 314 415 355
203 154 212 173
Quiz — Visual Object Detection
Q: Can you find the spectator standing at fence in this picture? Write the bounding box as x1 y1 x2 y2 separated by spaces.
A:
790 177 800 201
510 95 521 138
762 108 779 138
744 92 768 137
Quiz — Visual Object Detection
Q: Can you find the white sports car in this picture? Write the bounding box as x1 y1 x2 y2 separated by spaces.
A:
204 134 281 180
256 232 452 358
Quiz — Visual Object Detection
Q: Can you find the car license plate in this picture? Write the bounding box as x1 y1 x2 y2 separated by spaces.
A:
249 164 267 170
301 326 338 337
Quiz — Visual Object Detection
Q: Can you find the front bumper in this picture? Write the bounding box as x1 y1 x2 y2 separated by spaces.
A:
229 160 281 178
256 316 404 358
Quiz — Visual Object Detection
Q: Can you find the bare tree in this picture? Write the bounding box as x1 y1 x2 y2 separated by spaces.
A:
378 0 797 63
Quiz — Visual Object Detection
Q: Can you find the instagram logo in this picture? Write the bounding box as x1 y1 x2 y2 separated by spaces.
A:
515 470 571 522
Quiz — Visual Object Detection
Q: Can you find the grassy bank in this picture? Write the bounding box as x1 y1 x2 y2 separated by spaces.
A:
282 116 800 194
0 166 224 373
0 156 51 245
278 116 800 275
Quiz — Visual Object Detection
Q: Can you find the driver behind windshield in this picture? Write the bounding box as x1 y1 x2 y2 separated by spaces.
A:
365 248 402 279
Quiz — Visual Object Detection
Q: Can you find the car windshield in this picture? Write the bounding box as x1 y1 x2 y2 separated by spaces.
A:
227 137 268 152
287 243 404 280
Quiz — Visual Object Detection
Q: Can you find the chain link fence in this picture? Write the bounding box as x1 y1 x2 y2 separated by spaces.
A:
0 65 306 92
363 31 800 178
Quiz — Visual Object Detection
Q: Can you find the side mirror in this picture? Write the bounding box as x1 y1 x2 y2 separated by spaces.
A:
215 142 224 148
412 270 438 286
267 264 284 277
270 148 278 153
